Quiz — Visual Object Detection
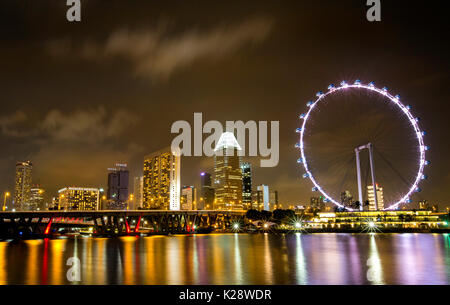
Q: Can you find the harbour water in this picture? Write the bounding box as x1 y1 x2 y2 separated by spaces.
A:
0 233 449 285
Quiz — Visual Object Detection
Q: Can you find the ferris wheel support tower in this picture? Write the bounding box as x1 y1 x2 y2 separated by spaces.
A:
355 143 378 211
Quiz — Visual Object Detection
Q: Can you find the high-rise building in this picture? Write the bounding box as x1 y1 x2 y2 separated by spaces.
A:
133 176 144 210
367 184 384 211
49 196 59 210
181 186 196 210
106 164 129 210
241 162 252 209
58 187 100 211
143 147 181 210
200 172 215 210
310 196 325 210
253 184 278 211
340 190 353 207
269 190 279 209
213 132 243 210
14 161 33 211
29 186 45 211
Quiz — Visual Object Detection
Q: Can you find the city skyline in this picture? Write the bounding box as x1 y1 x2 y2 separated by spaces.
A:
1 1 450 290
0 1 449 209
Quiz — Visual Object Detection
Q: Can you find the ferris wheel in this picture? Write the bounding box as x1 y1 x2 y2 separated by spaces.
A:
296 80 429 211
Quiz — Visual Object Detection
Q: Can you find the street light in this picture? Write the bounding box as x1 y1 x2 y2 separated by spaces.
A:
3 192 10 211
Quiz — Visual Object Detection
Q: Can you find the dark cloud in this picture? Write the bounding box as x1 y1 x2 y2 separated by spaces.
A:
0 107 143 195
47 17 273 81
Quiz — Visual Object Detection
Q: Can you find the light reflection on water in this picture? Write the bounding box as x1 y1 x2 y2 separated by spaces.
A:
0 233 449 285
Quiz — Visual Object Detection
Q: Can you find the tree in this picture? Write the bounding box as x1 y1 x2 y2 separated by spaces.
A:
272 209 285 221
364 200 370 209
246 209 261 220
260 210 272 220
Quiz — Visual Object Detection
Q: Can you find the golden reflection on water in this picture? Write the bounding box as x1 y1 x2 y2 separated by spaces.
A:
233 234 242 284
0 242 6 284
49 239 67 285
121 236 136 285
0 233 449 284
24 240 42 285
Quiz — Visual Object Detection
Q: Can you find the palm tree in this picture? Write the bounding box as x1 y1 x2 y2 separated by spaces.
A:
363 200 370 210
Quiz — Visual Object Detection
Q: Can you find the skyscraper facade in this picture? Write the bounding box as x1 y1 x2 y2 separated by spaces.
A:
58 187 100 211
367 184 384 211
181 186 196 210
213 132 243 210
253 184 278 211
200 172 215 210
29 186 45 211
133 176 143 210
241 162 252 209
106 164 129 210
143 147 181 210
14 161 33 211
310 196 325 210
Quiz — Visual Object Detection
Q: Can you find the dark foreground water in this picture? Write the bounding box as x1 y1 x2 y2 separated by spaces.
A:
0 233 449 285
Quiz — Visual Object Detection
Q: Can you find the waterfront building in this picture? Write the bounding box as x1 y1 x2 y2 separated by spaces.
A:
143 147 181 210
200 172 215 209
14 161 33 211
213 132 243 210
29 186 45 211
367 183 384 211
181 186 196 210
58 187 100 211
133 176 143 210
241 162 252 209
106 164 129 210
314 210 446 229
253 184 278 211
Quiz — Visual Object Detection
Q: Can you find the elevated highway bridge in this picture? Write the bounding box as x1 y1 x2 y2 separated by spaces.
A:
0 210 246 239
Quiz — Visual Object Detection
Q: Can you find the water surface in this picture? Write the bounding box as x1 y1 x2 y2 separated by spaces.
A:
0 233 449 284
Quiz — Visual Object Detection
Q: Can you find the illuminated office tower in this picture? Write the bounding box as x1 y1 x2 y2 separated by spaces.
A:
241 162 252 209
181 186 196 210
310 196 325 210
58 187 100 211
14 161 33 211
270 190 279 209
200 172 215 210
143 147 180 210
367 183 384 211
340 190 353 207
106 163 129 210
133 176 143 210
254 184 278 211
29 186 45 211
213 132 243 210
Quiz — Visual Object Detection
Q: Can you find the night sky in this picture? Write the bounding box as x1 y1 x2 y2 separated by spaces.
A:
0 1 449 209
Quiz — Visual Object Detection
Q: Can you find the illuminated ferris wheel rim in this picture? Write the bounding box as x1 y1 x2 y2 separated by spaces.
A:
297 80 427 211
